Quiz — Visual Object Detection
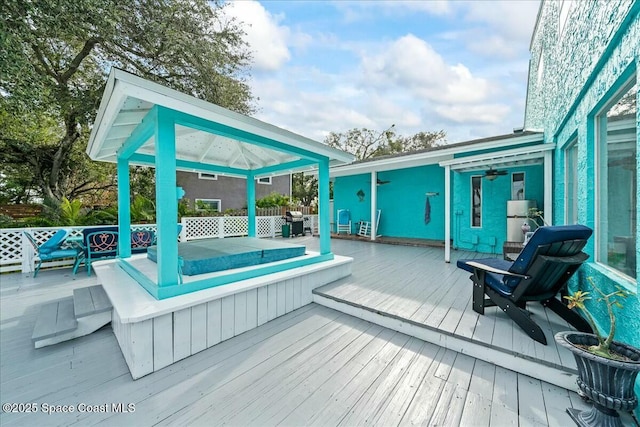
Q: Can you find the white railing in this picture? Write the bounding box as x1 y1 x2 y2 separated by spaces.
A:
0 215 317 274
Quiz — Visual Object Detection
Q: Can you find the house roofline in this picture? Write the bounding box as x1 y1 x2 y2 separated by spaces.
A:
328 131 544 177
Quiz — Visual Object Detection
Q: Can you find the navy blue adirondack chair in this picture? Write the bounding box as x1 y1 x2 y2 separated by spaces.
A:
457 224 594 345
24 229 83 278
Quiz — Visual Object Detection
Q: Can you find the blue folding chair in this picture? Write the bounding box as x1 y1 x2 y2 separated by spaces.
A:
457 225 594 345
24 230 83 277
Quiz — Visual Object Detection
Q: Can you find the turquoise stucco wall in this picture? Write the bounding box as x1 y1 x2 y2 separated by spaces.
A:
333 165 446 240
526 1 639 409
452 165 544 254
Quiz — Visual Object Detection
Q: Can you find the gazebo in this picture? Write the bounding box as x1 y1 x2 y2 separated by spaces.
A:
88 68 354 299
86 68 355 378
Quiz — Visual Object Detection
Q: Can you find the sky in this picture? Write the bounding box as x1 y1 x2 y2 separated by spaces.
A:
224 0 541 145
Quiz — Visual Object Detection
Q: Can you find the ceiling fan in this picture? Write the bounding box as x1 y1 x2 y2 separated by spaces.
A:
376 178 391 185
483 167 507 181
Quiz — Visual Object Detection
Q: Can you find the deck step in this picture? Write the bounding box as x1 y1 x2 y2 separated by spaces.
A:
32 297 78 342
32 285 113 348
74 285 112 318
313 290 578 392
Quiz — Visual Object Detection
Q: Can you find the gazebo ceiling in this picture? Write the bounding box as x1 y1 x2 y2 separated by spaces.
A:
88 69 354 178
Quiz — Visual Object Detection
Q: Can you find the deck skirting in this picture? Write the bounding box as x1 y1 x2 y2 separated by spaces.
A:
100 257 353 379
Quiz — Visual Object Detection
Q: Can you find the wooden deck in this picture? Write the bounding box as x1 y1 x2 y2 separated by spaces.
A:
306 237 582 388
0 236 629 426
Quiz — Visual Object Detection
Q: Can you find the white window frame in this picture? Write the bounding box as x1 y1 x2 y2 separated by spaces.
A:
594 76 636 284
471 175 482 228
558 0 575 39
511 172 525 200
256 176 272 185
198 172 218 180
195 198 221 212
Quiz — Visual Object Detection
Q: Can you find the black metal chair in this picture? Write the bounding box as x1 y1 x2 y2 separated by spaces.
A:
457 224 594 345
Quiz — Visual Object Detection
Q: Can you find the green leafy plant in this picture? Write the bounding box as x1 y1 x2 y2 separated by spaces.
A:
59 198 84 225
527 208 548 227
564 277 632 359
130 195 156 223
256 192 291 208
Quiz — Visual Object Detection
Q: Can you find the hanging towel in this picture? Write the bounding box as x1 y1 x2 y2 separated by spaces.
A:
424 196 431 224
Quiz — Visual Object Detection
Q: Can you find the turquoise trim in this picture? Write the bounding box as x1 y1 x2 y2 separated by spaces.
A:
155 253 335 299
117 158 132 258
172 110 325 162
129 153 248 177
318 158 331 254
247 172 256 237
118 259 159 299
117 106 157 159
553 3 639 139
253 159 315 176
155 107 179 287
587 63 637 120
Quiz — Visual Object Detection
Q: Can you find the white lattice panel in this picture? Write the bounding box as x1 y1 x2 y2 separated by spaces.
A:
256 217 273 237
274 217 287 236
0 229 23 263
223 216 248 237
184 217 221 240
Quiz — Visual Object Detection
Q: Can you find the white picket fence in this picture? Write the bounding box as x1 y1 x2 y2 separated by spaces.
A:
0 215 318 274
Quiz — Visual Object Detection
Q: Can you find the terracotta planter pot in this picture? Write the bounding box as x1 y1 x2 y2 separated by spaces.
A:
555 331 640 427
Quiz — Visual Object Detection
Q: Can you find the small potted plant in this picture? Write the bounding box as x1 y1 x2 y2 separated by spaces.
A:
555 277 640 427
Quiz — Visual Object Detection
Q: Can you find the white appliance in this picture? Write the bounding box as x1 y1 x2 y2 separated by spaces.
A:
506 200 537 242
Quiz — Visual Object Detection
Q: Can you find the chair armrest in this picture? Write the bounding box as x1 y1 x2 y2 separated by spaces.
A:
464 261 531 280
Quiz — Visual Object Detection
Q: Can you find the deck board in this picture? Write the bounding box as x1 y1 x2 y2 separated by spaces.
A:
309 237 579 375
0 236 624 427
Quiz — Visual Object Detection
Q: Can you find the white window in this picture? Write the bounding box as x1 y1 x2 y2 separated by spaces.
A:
595 78 636 281
512 172 525 200
198 173 218 180
536 52 545 86
471 176 482 228
559 0 575 39
565 140 578 224
195 199 221 212
256 176 272 185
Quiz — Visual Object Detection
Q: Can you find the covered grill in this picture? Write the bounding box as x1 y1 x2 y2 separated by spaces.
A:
285 211 304 236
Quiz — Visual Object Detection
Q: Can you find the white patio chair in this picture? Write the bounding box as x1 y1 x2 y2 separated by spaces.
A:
336 209 351 234
358 209 381 237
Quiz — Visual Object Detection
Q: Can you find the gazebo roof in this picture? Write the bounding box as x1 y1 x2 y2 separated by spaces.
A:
87 69 354 178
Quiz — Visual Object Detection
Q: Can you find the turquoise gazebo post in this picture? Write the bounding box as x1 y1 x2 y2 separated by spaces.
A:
117 157 132 258
155 107 179 287
318 157 331 255
247 171 256 237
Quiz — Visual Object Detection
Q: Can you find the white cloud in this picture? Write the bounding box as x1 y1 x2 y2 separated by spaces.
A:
242 1 536 145
224 1 292 71
462 1 540 42
360 34 489 104
434 104 511 124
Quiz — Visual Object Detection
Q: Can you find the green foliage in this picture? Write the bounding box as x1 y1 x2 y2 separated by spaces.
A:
130 195 156 223
1 0 254 203
59 197 83 225
325 126 446 161
130 167 156 203
178 198 192 218
256 192 292 208
292 173 321 206
564 277 632 359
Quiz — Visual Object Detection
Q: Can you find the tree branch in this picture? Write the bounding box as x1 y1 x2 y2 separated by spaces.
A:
30 43 60 82
61 37 101 81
